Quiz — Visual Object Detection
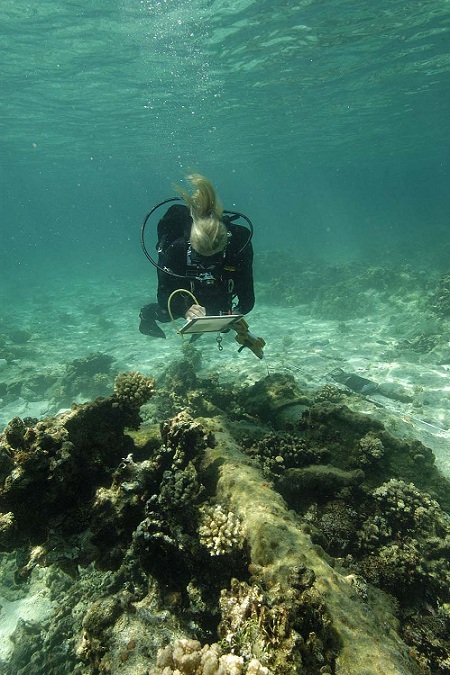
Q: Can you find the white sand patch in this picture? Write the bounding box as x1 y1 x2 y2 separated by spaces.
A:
0 570 54 662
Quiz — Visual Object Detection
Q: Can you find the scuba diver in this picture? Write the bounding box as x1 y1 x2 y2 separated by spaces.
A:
139 174 263 357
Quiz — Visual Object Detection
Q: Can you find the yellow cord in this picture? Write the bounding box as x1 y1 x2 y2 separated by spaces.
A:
167 289 199 337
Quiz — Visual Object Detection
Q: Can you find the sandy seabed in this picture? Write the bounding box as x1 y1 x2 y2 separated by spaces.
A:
1 271 449 477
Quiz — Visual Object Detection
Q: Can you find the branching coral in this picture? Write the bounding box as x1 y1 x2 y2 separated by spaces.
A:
355 479 450 606
357 432 385 467
370 478 443 537
199 505 244 556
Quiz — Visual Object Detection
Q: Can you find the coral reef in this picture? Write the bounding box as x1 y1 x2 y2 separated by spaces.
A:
0 372 156 548
54 351 116 406
355 478 450 596
1 369 450 673
255 255 433 322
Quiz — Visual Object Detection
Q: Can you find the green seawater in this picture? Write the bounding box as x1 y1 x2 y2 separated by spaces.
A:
1 0 449 283
1 5 450 670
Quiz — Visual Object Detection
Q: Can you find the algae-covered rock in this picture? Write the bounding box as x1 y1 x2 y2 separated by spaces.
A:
277 464 365 506
202 418 423 675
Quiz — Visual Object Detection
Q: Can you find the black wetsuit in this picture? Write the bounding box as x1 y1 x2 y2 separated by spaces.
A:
139 204 254 337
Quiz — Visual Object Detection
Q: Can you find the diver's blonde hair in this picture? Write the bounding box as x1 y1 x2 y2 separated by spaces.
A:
176 173 228 256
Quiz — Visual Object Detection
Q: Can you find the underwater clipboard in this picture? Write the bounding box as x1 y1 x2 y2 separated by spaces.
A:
179 314 244 335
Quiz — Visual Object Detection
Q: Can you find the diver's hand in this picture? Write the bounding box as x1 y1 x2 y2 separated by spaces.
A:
185 304 206 320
